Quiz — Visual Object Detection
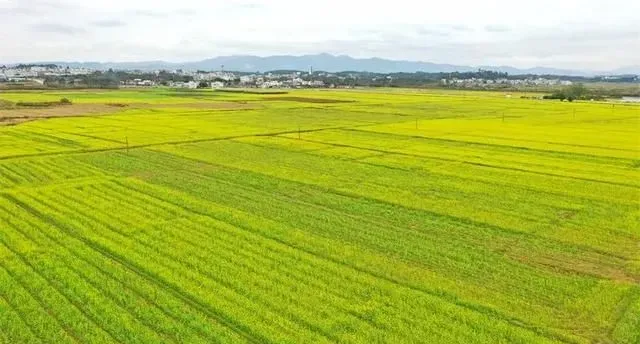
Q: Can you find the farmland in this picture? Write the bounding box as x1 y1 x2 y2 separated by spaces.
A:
0 88 638 343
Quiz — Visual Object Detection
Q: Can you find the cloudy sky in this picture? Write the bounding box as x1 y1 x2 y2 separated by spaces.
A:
1 0 638 70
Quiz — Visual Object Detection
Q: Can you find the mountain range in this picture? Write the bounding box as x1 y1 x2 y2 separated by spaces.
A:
19 54 640 76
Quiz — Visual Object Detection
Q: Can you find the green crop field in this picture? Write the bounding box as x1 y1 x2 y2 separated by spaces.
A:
0 88 638 343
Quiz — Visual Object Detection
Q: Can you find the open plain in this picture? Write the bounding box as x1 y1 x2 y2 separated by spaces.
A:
0 88 638 343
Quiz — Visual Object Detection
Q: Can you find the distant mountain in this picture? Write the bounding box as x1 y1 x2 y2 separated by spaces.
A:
180 54 478 74
16 54 638 76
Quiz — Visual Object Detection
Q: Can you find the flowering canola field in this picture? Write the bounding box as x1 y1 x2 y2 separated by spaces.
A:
0 89 638 343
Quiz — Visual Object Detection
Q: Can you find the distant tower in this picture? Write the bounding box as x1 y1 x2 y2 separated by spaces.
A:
309 66 313 75
221 65 224 72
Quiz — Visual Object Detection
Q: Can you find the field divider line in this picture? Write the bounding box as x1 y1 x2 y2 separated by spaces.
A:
132 227 351 341
282 134 639 189
153 142 632 263
3 192 269 344
0 241 91 344
0 117 403 163
0 202 226 344
177 167 640 283
110 179 581 344
52 188 341 343
344 128 638 163
0 269 53 344
607 289 640 340
3 205 184 344
57 130 128 145
425 130 640 153
0 125 353 162
230 135 638 208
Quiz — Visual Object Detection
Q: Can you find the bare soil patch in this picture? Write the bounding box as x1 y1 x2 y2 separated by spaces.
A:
0 104 127 126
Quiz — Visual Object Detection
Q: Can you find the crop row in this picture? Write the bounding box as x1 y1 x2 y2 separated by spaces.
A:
0 176 565 343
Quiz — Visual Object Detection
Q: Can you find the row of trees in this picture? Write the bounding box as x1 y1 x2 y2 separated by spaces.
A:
542 84 604 101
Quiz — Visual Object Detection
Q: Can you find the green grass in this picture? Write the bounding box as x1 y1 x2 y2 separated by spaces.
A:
0 88 638 343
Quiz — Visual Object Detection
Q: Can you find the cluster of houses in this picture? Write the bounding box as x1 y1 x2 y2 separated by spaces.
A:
0 65 92 83
121 79 155 87
119 70 329 89
8 64 631 91
441 77 574 88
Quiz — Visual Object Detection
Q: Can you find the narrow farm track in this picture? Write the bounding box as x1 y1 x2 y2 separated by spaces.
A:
0 88 638 343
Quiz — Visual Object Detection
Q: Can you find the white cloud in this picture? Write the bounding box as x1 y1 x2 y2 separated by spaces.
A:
1 0 638 70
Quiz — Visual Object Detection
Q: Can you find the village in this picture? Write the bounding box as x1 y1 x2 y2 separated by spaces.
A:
1 64 636 90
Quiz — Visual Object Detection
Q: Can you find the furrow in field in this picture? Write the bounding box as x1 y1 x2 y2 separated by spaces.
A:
176 165 637 283
0 198 241 344
0 267 61 344
147 142 637 260
0 217 165 343
0 291 42 344
121 160 636 337
108 176 581 344
6 191 289 344
0 240 103 344
286 133 639 189
0 207 193 343
51 187 354 343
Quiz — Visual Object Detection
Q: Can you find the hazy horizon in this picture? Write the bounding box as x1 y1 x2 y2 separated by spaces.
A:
0 52 640 72
1 0 638 70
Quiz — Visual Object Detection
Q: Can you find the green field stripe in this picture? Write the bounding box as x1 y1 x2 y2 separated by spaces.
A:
106 187 564 342
50 189 340 343
52 255 213 344
25 252 179 344
13 160 60 183
57 130 127 145
202 210 581 344
351 153 638 206
140 220 389 334
0 224 129 343
162 217 501 339
82 183 181 223
112 177 581 343
6 192 271 344
347 127 638 161
1 162 38 185
1 199 241 344
0 164 24 187
0 124 360 162
141 145 634 261
170 166 636 284
1 209 186 343
608 288 640 344
0 275 50 344
0 248 84 344
428 129 640 153
284 134 639 189
51 179 564 342
131 226 347 342
106 146 635 280
300 126 637 171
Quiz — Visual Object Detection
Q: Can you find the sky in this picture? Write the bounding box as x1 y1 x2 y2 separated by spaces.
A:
1 0 638 71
